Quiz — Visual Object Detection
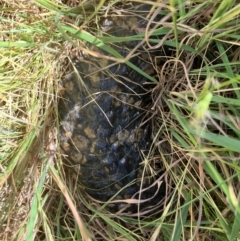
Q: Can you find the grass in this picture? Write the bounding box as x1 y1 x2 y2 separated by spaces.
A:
0 0 240 240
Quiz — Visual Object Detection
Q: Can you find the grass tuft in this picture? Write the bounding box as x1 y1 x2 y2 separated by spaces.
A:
0 0 240 241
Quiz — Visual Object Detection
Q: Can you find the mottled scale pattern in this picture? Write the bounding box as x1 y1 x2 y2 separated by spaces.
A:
59 3 166 210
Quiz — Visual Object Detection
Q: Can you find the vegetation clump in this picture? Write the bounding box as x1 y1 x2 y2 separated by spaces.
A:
0 0 239 240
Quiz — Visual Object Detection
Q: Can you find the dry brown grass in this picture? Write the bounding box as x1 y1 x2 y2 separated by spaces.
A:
1 0 240 241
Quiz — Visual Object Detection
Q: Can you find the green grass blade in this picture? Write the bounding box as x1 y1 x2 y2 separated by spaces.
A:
210 0 235 24
190 130 240 154
0 41 35 48
25 158 50 241
170 192 190 241
56 23 158 82
93 210 138 241
166 98 197 146
212 96 240 107
229 210 240 241
215 41 240 98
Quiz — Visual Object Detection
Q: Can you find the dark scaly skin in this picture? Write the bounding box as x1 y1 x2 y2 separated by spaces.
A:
59 4 166 211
